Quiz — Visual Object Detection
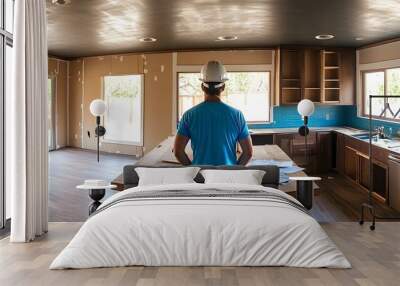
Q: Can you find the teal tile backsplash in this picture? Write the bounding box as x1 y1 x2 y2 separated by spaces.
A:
249 105 400 137
248 105 351 129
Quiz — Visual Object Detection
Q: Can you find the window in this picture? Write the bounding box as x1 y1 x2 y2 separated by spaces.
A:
5 0 13 33
2 0 14 228
103 75 144 145
363 68 400 120
178 71 270 122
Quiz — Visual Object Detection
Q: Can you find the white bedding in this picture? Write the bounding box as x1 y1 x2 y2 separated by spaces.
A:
50 183 351 269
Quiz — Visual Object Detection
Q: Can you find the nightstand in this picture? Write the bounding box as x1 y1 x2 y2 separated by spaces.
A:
289 176 321 210
77 181 116 215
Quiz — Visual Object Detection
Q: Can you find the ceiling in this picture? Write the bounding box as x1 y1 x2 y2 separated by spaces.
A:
47 0 400 58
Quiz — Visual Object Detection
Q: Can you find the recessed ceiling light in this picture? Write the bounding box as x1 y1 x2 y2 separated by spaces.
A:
52 0 71 5
355 37 364 41
315 34 335 40
217 36 238 41
139 37 157 43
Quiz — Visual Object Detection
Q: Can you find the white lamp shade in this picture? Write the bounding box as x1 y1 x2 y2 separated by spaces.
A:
297 99 315 117
90 99 106 116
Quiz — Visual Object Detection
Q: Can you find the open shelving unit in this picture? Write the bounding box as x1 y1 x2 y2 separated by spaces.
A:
279 47 353 105
280 49 302 104
321 50 340 103
303 48 321 102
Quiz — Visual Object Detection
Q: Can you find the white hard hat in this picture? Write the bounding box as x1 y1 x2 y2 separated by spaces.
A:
199 61 229 85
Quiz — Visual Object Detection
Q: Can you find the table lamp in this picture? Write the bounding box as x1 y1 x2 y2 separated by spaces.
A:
90 99 107 162
297 99 315 169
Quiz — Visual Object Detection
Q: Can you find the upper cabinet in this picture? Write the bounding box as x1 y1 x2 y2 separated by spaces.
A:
277 47 355 105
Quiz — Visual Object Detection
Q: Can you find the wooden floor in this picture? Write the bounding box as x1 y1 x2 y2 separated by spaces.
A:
311 173 400 222
1 221 400 286
2 149 400 285
49 148 137 222
48 148 399 223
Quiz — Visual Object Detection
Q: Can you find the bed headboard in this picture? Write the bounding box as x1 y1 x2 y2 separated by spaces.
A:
123 165 280 189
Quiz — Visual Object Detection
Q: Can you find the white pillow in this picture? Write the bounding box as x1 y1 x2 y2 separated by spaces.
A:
200 169 266 185
135 167 200 186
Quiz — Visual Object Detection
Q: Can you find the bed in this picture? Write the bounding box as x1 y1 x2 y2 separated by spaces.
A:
50 166 350 269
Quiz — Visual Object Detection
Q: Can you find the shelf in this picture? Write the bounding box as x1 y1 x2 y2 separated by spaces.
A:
282 87 301 90
324 79 340 82
325 88 340 90
324 66 339 69
324 88 340 102
305 87 320 90
282 78 300 81
304 88 321 102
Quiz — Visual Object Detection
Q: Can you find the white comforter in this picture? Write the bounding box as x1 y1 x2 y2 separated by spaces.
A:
50 183 350 269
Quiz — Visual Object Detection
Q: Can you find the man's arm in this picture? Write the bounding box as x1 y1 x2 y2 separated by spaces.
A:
237 136 253 166
174 134 192 166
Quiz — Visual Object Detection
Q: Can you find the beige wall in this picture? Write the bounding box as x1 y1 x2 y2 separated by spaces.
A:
48 58 68 149
68 59 83 148
61 49 273 156
67 53 173 156
143 53 173 153
177 50 273 65
359 40 400 64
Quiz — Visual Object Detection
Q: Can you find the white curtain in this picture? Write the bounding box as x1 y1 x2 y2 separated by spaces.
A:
9 0 48 242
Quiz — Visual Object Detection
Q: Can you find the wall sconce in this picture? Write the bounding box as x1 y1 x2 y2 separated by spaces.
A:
297 99 315 168
90 99 107 162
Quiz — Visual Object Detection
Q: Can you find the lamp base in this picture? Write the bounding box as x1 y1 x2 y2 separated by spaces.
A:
298 125 309 136
95 126 106 137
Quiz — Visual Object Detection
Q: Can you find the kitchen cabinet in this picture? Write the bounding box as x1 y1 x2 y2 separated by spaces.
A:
250 133 274 146
274 131 327 174
358 153 370 190
344 146 358 182
273 133 294 157
316 132 333 173
278 47 355 105
372 162 388 200
336 133 345 173
338 133 389 203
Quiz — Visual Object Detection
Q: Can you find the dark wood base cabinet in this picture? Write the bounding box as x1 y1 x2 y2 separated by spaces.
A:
273 131 331 174
337 133 389 203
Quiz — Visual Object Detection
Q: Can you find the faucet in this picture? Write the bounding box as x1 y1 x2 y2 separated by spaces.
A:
375 126 385 139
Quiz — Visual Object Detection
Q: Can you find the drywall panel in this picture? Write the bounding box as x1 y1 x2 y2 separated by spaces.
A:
82 55 145 156
48 58 58 76
359 40 400 64
68 59 83 148
143 53 173 153
177 50 273 65
48 58 68 149
111 54 140 74
82 56 112 151
56 61 68 148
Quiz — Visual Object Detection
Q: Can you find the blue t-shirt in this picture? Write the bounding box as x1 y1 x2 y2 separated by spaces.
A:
177 101 250 165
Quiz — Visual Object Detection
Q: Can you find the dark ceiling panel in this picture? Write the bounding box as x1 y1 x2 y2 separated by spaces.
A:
47 0 400 58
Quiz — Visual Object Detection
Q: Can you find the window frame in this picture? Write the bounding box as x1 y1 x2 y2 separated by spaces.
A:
362 67 400 121
101 74 145 147
175 65 273 124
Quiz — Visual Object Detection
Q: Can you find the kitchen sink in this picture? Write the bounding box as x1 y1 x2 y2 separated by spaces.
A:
352 133 400 148
352 133 374 140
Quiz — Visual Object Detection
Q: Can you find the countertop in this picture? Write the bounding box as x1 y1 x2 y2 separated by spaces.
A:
249 126 365 136
249 126 400 154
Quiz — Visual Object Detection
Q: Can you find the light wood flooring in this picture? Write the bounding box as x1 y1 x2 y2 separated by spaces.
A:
1 222 400 286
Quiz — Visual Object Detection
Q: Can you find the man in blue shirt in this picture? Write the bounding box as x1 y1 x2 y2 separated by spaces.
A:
174 61 253 166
